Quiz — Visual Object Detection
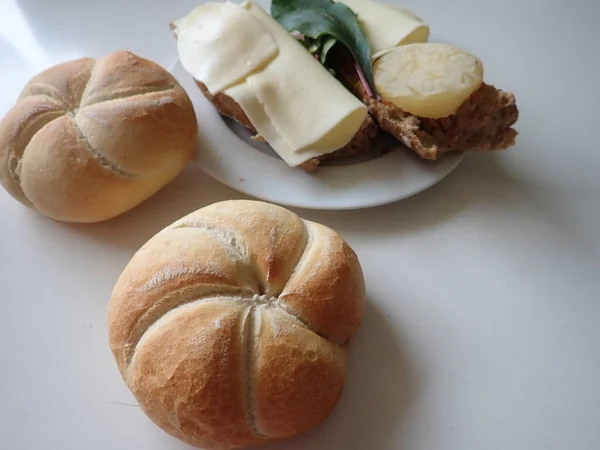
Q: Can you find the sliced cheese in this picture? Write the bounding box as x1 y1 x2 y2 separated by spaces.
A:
175 1 367 167
225 82 306 166
338 0 429 57
175 1 278 94
241 2 366 154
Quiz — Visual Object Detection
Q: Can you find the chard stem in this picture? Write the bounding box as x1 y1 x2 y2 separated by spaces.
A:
353 59 375 99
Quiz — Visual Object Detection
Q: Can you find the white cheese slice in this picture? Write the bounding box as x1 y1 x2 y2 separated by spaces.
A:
338 0 429 57
224 82 299 166
174 1 278 94
241 2 367 154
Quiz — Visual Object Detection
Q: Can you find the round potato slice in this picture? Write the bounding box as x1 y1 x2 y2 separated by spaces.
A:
374 43 484 119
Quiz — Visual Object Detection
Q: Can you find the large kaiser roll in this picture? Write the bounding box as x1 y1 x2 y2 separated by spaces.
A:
0 50 198 223
108 200 365 449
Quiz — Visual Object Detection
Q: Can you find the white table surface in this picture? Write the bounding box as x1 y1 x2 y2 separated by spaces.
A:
1 0 599 449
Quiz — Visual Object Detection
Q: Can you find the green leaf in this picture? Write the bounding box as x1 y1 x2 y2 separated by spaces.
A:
271 0 377 97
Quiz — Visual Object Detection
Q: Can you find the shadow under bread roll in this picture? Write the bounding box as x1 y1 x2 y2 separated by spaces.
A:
171 0 378 172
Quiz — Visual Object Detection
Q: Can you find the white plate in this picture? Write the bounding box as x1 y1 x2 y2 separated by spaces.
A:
170 59 465 210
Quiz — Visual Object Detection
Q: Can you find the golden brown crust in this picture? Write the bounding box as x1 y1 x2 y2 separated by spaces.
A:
18 57 96 108
129 300 259 450
169 199 309 296
19 115 142 222
331 48 519 160
252 307 347 438
0 95 65 207
278 221 365 345
195 80 378 170
108 200 365 449
0 50 198 222
107 226 259 372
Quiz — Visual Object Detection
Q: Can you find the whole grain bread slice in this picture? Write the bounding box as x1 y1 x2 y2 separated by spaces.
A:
331 49 519 160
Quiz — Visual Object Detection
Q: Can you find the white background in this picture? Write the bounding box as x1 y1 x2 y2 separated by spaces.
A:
1 0 599 449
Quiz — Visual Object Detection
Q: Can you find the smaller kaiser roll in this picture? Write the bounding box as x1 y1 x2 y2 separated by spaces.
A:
0 50 198 223
108 200 366 450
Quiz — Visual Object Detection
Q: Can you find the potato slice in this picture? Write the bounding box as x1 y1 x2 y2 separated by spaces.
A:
374 43 484 119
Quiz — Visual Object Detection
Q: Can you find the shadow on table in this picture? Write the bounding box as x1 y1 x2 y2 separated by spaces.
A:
54 151 516 254
27 146 587 260
23 165 244 255
298 151 525 236
21 151 509 258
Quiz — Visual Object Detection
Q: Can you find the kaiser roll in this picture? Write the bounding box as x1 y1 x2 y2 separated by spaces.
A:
0 50 198 223
108 200 365 449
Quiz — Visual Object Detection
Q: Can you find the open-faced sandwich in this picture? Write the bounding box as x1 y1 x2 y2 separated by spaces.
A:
171 0 519 170
171 1 378 171
327 0 519 160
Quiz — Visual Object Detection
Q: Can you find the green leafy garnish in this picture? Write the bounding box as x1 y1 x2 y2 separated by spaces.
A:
271 0 377 98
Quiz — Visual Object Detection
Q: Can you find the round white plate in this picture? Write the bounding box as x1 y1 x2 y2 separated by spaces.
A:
170 60 465 210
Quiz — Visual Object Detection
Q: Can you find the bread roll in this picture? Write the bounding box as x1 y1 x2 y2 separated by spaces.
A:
108 200 365 449
0 50 198 223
